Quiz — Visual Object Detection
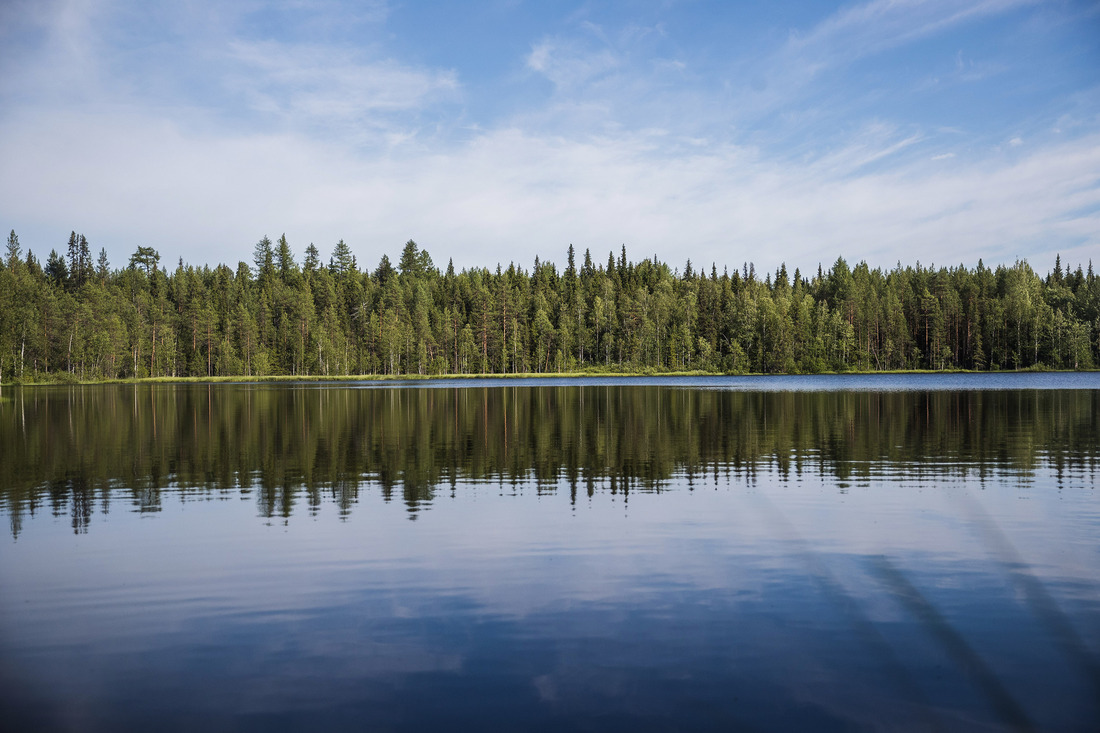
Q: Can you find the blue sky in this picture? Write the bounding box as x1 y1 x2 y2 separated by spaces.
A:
1 0 1098 274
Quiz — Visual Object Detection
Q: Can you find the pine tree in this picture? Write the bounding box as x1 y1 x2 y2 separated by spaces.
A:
399 240 434 278
330 239 354 275
5 230 20 269
303 243 320 274
129 246 160 275
374 253 394 284
254 236 275 280
66 232 80 287
276 234 297 281
46 249 68 284
417 246 434 276
66 231 78 267
97 248 110 280
76 234 91 287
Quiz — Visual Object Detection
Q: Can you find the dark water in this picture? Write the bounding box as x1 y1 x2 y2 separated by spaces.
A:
1 374 1098 732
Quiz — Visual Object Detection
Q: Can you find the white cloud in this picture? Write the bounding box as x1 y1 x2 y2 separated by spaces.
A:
2 107 1096 274
526 39 619 91
931 152 956 160
1009 136 1024 146
748 0 1037 120
802 123 925 177
225 40 460 136
787 0 1035 69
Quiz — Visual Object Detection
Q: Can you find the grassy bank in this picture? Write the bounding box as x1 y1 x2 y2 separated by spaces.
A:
3 364 1087 387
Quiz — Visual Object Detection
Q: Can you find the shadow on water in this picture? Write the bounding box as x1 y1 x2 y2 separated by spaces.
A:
868 556 1036 732
951 492 1100 706
750 490 945 732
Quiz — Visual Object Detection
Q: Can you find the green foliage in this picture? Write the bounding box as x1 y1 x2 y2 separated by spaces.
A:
329 239 355 276
129 246 160 275
1 232 1097 382
6 230 21 269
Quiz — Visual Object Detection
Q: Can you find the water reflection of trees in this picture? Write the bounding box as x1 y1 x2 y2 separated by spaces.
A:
1 384 1096 536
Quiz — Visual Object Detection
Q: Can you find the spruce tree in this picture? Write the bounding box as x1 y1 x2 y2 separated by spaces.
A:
46 249 68 284
5 230 20 269
303 243 320 274
330 239 354 275
66 232 79 286
276 234 297 281
97 248 110 280
374 254 394 284
77 234 91 286
253 236 275 280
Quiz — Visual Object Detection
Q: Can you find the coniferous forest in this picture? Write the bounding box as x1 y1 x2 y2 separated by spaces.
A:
1 229 1097 382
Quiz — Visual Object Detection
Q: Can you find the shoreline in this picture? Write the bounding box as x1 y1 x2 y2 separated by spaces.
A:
3 366 1091 387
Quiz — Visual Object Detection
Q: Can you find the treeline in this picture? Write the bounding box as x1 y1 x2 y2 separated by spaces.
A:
1 229 1098 381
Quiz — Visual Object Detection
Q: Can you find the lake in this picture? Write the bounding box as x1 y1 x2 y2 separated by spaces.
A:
1 373 1098 732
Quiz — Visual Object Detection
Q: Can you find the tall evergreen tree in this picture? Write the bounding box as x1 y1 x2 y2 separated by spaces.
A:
45 249 68 284
66 231 79 280
129 246 160 275
75 234 91 287
276 234 297 281
303 243 320 274
254 236 275 280
6 230 21 269
330 239 354 275
374 253 394 284
96 248 110 280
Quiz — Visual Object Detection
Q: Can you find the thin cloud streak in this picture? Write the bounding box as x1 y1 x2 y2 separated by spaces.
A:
526 39 619 91
225 40 461 138
744 0 1039 127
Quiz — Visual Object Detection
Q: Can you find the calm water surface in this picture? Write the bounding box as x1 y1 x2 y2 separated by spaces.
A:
1 374 1098 732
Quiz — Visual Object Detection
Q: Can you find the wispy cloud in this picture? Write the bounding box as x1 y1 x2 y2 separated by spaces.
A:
802 123 925 177
526 38 619 91
742 0 1037 131
784 0 1036 71
514 0 1045 159
225 40 460 138
915 50 1009 93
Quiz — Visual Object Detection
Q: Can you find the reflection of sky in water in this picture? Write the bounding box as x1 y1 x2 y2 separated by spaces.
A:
2 377 1099 731
3 463 1099 732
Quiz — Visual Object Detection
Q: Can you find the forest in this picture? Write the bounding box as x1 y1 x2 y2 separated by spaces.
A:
1 229 1097 381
